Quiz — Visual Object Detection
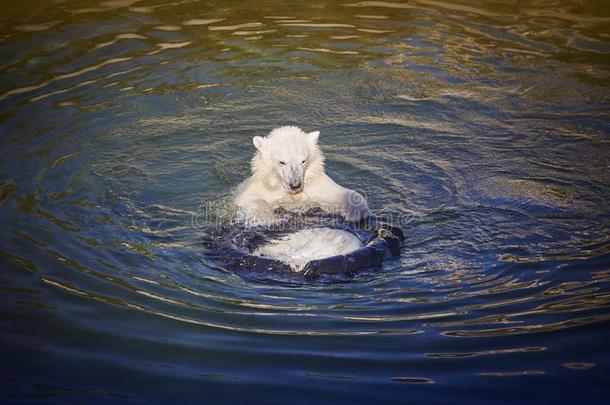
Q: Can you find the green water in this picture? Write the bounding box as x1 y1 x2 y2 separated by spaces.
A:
1 0 609 403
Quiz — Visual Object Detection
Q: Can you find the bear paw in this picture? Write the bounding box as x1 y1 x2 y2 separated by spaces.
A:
344 191 370 222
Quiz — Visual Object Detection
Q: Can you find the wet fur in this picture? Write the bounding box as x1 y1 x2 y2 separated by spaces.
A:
234 126 369 224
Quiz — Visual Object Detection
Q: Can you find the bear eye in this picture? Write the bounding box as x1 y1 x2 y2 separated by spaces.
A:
301 159 306 164
279 161 285 165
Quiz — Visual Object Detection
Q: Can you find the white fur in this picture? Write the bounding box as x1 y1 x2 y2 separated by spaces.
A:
234 126 370 224
254 228 362 271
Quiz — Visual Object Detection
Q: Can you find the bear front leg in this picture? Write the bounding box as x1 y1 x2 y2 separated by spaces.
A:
343 189 370 222
309 174 370 222
237 198 276 225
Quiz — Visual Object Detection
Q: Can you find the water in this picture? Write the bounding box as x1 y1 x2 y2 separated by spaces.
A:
1 0 609 403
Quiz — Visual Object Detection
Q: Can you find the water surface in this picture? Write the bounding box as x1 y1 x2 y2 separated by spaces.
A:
1 0 610 403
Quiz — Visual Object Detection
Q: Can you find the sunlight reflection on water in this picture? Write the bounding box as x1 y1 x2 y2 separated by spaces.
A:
0 0 609 403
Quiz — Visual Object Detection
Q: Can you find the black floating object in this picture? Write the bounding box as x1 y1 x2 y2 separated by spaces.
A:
203 213 404 280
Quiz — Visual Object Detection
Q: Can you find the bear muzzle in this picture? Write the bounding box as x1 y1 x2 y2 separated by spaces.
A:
288 182 303 194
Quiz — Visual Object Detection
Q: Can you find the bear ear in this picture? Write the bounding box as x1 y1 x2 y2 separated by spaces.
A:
252 136 265 151
307 130 320 145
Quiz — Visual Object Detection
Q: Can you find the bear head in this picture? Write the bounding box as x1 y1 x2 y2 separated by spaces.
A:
251 126 324 194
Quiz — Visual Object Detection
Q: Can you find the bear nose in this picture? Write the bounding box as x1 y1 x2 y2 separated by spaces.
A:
289 182 302 190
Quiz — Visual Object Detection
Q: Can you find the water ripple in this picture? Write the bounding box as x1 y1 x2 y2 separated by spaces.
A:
1 1 609 403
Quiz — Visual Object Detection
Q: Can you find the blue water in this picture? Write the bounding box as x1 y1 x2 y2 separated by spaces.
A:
1 0 610 403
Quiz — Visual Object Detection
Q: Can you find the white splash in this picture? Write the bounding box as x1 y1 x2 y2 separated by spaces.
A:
254 228 362 271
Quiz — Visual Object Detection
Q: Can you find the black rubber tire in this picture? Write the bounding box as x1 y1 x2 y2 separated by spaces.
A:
203 216 404 279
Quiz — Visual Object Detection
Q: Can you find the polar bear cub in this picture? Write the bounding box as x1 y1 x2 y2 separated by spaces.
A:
234 126 370 224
